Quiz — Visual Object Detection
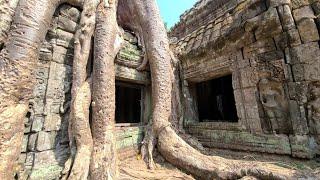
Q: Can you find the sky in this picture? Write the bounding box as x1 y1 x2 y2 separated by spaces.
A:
156 0 198 28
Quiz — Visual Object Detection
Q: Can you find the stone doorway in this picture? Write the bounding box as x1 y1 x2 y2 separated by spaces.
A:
195 74 238 122
115 81 143 124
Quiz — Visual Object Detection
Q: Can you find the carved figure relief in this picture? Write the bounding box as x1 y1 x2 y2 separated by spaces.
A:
258 71 290 134
308 82 320 136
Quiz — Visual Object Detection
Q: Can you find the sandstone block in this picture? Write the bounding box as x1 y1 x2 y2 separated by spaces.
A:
297 18 319 43
24 116 31 134
25 153 34 167
292 62 320 81
36 131 57 151
31 116 44 132
28 133 38 152
59 6 80 23
288 42 320 64
267 0 291 7
44 114 62 131
58 16 78 33
293 5 316 21
289 100 309 135
290 135 316 158
291 0 313 9
277 5 296 30
312 1 320 15
287 28 302 47
245 8 283 40
243 38 276 58
288 82 308 103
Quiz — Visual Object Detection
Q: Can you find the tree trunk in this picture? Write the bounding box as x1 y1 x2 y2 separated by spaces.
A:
0 0 62 178
0 0 20 48
90 0 122 179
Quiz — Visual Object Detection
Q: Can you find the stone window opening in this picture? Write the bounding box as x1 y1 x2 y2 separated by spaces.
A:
195 74 238 123
115 81 143 125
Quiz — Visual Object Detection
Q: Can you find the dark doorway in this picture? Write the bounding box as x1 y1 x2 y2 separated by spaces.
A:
115 81 142 124
196 75 238 122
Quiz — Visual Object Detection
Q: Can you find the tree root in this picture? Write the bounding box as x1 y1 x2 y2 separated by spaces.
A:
61 79 92 180
158 126 315 180
140 122 157 170
0 104 28 179
65 0 98 178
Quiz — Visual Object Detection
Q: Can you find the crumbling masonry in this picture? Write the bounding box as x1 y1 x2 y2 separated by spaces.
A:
18 0 320 179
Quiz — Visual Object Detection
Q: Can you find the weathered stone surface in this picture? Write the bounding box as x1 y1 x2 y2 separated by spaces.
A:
243 38 276 58
30 150 66 180
290 135 316 158
287 42 320 64
255 8 283 40
286 28 302 47
187 127 291 155
312 2 320 15
28 133 38 152
24 116 31 134
289 100 309 135
116 126 144 150
116 65 150 84
245 8 282 40
36 131 57 151
297 18 319 43
288 82 309 102
31 116 44 132
267 0 291 7
57 16 78 33
293 5 316 21
291 0 315 9
277 5 296 31
44 114 62 131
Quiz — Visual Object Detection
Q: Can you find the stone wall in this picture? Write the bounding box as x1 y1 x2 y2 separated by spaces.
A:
171 0 320 159
18 4 149 180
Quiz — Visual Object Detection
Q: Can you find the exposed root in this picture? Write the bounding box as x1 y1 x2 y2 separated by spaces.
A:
140 122 157 170
0 104 28 179
66 0 98 178
136 51 148 71
62 79 92 180
158 127 315 180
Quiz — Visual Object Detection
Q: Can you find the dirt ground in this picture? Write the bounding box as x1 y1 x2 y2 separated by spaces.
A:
119 154 194 180
118 147 320 179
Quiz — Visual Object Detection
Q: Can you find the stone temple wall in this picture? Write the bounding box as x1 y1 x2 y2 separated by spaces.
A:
18 4 149 180
171 0 320 159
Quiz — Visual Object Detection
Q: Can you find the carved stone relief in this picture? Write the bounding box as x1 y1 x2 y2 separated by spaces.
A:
308 82 320 137
258 71 291 134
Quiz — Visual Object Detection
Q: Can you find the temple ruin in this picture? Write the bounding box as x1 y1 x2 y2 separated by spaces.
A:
16 0 320 179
